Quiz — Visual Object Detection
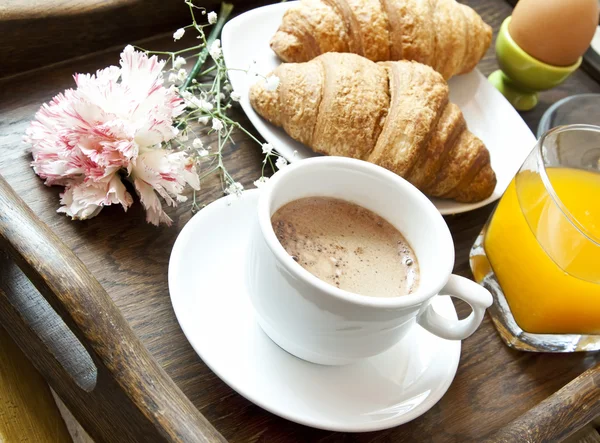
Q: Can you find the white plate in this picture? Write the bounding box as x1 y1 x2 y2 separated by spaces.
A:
221 2 537 215
169 190 461 432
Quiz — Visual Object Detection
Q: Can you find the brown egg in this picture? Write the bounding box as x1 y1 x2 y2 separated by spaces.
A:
509 0 599 66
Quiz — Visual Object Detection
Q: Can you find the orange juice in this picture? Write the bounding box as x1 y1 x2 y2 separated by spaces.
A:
484 167 600 334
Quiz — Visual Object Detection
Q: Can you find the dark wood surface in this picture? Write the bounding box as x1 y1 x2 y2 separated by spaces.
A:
487 363 600 443
0 0 189 77
0 324 72 442
1 0 599 441
0 176 226 442
0 0 261 77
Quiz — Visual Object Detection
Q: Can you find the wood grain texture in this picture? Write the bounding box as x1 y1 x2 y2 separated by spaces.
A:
0 177 226 442
486 363 600 442
0 0 187 77
0 0 599 441
566 426 600 443
0 325 72 442
51 391 95 443
0 0 260 77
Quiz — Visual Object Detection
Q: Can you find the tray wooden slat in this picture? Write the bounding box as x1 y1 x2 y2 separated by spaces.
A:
1 0 599 441
0 175 226 442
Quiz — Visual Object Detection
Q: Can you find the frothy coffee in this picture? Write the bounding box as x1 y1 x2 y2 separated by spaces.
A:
271 197 419 297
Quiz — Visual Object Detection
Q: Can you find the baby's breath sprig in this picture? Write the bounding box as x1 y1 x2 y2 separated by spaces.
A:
137 1 287 214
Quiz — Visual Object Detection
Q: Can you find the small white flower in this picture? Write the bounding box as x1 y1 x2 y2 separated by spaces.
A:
212 118 224 132
168 72 179 83
173 56 187 69
230 91 242 102
185 95 199 108
192 138 203 149
225 182 244 196
219 92 226 101
183 95 212 112
179 133 189 142
292 150 298 158
275 156 288 169
199 99 213 111
192 79 197 84
173 28 185 41
209 39 222 60
223 84 232 93
265 76 280 92
177 68 188 81
198 148 209 157
262 143 274 154
207 11 218 24
198 117 209 125
253 176 269 188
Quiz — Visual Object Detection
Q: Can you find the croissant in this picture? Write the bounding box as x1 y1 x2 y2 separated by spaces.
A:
270 0 492 80
249 53 496 203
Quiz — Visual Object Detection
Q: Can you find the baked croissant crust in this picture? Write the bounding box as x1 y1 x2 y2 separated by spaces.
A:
249 53 496 203
271 0 492 80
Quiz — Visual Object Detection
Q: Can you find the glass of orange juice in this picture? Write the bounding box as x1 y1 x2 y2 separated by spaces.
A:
470 124 600 352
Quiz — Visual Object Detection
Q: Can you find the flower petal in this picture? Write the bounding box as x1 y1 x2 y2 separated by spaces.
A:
133 178 173 226
57 173 132 220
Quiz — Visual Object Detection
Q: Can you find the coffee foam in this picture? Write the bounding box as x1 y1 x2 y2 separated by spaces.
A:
271 197 419 297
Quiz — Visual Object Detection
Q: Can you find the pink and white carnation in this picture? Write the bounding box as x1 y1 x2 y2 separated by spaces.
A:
25 45 200 226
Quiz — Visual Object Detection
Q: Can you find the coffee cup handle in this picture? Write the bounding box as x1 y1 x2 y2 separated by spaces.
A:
416 274 493 340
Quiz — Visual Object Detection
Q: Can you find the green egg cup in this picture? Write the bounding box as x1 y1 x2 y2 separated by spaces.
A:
489 17 582 111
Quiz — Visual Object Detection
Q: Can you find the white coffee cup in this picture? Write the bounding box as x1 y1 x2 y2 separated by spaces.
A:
247 157 492 365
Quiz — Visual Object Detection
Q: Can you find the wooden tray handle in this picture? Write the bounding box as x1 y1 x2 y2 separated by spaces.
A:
0 174 227 442
485 362 600 442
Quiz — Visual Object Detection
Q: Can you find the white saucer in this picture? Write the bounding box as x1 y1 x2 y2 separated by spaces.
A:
168 190 461 432
221 2 537 215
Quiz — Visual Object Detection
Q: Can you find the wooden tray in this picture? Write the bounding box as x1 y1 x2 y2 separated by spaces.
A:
1 0 599 441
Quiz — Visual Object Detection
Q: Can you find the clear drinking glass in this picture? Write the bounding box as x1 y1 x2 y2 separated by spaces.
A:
537 94 600 137
470 124 600 352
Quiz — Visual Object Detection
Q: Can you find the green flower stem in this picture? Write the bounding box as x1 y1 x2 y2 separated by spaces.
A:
198 165 220 181
181 2 233 91
216 73 221 113
134 44 206 58
198 65 217 76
